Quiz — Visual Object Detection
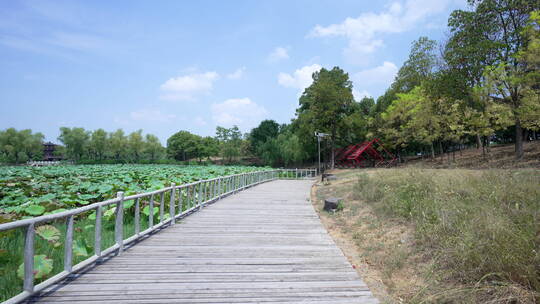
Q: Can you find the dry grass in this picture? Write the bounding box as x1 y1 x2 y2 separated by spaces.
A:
312 168 540 304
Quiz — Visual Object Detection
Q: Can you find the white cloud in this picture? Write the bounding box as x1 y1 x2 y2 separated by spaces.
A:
353 89 371 101
278 64 322 93
194 116 207 126
268 46 289 62
353 61 398 86
309 0 455 63
159 71 219 101
129 109 176 123
227 67 245 80
211 98 268 131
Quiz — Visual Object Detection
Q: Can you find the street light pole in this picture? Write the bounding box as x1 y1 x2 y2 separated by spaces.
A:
315 132 329 175
317 135 321 174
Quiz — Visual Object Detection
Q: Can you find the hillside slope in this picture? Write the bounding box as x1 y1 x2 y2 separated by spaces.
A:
405 141 540 169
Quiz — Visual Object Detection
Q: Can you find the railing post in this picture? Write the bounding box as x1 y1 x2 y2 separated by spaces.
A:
149 194 154 228
198 182 203 207
95 205 102 256
170 183 175 223
115 192 124 254
218 178 222 199
158 192 164 223
134 198 140 236
23 223 35 293
204 181 207 202
64 215 74 272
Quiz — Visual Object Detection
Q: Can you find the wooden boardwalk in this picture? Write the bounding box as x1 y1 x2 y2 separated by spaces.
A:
32 180 378 303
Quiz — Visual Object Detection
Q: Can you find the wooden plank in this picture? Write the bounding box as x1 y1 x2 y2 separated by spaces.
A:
32 180 378 303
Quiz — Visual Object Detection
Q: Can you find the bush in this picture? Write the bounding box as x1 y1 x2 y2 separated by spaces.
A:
354 169 540 302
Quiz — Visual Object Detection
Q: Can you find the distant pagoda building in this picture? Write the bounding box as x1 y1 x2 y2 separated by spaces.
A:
43 142 62 161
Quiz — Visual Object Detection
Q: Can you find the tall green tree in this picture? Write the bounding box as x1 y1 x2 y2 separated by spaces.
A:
448 0 540 158
200 136 219 161
392 37 438 93
108 129 127 161
127 130 145 161
58 127 90 161
296 67 355 169
88 129 107 160
215 126 242 163
167 130 199 161
249 120 280 155
144 134 164 161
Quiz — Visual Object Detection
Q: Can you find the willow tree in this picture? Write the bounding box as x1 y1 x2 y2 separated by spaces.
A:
296 67 354 169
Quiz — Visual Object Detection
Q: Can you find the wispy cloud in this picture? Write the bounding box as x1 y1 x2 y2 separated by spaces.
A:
211 98 267 131
278 64 322 94
268 46 289 63
159 71 220 101
130 109 176 123
353 61 398 86
227 67 246 80
353 89 371 101
309 0 457 64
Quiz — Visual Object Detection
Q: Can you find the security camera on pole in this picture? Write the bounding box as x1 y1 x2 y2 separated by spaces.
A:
314 132 329 175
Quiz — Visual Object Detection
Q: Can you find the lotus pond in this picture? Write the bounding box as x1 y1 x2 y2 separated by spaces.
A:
0 164 269 301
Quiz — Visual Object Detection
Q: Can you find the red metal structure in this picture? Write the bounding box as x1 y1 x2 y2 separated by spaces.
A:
336 139 396 168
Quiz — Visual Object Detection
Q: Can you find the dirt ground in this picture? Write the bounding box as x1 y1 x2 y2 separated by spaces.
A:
310 170 430 304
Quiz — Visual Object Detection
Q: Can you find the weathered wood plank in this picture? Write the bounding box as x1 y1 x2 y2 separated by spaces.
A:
32 180 378 303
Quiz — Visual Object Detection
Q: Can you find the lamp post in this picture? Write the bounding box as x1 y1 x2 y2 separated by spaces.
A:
314 132 329 175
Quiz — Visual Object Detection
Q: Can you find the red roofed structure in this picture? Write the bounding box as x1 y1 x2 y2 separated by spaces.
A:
335 138 396 168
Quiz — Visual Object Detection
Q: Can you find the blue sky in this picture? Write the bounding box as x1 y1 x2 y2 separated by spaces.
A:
0 0 467 143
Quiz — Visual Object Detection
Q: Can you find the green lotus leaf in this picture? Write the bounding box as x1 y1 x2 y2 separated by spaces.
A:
49 208 68 214
17 254 53 280
36 225 61 243
123 200 134 209
25 205 45 216
142 206 158 216
88 211 96 220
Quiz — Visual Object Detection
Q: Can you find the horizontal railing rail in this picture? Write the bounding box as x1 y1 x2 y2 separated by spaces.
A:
0 168 317 304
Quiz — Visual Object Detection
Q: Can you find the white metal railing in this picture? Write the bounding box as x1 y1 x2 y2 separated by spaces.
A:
26 161 73 167
0 168 317 304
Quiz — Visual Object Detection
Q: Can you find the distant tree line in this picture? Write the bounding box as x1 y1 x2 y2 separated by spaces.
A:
0 128 44 163
251 2 540 166
166 126 250 164
57 127 165 163
0 125 252 165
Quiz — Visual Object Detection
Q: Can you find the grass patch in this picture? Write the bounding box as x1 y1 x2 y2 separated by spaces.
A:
354 168 540 303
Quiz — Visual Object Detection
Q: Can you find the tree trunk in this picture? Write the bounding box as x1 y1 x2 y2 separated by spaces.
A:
476 134 481 149
481 137 486 158
330 145 335 170
438 141 443 160
515 120 524 160
430 142 435 159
